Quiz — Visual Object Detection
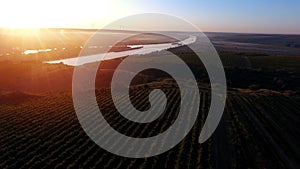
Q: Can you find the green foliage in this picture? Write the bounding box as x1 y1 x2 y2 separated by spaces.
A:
248 84 260 90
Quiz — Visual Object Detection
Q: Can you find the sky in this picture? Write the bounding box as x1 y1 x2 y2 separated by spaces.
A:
0 0 299 34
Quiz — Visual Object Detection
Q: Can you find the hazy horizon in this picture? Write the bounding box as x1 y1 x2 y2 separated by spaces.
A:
1 27 300 36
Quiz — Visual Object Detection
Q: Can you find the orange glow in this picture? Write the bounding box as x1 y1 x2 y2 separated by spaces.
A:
0 0 136 29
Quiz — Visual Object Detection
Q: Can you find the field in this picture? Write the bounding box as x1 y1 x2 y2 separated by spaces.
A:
0 87 299 169
0 29 300 168
249 56 300 71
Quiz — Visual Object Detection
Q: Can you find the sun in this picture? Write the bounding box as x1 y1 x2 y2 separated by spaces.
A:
0 0 135 29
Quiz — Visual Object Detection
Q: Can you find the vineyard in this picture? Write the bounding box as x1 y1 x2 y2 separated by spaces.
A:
0 86 299 169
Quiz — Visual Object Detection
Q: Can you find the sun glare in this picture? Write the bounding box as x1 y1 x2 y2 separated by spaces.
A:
0 0 134 29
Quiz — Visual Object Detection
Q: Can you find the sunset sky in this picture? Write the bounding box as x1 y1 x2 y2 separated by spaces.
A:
0 0 299 34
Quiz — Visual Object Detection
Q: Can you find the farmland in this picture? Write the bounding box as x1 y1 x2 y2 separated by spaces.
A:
0 29 300 168
0 87 299 169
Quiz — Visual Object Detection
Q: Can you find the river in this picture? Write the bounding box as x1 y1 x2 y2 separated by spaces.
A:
46 35 196 66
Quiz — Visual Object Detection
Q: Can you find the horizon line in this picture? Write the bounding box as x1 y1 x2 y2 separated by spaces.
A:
1 26 299 36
